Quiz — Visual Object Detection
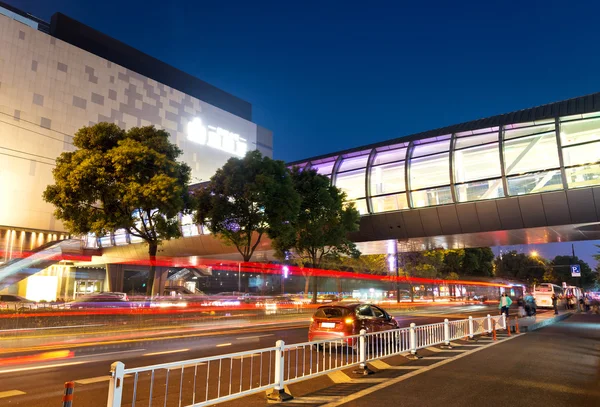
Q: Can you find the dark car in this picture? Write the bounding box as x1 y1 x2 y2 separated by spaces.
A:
67 292 131 309
0 294 37 310
308 303 398 345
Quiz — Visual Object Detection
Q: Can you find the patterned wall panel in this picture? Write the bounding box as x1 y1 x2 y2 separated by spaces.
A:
0 14 269 232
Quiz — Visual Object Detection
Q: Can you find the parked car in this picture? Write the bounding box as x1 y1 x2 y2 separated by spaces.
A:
67 292 131 309
0 294 37 310
317 294 339 303
308 303 398 346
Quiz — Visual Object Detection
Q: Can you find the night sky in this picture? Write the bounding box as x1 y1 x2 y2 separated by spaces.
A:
7 0 600 267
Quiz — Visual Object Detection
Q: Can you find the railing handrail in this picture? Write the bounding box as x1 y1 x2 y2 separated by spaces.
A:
122 345 278 374
107 314 507 407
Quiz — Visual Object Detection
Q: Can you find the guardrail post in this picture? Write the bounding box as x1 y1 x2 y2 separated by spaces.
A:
406 322 421 359
267 340 293 402
107 361 125 407
467 316 474 341
440 318 452 349
486 314 492 334
353 329 373 375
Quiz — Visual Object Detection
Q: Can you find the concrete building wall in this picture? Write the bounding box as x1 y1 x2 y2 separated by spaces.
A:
0 13 269 233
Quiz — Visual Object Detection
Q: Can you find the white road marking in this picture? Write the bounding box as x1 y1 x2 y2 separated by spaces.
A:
423 356 453 360
425 347 443 353
236 334 274 340
216 343 232 347
287 396 343 403
320 334 521 407
387 366 422 370
0 390 26 398
0 361 85 374
75 376 111 385
144 349 188 356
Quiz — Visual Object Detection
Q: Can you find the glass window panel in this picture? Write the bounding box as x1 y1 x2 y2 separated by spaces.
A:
373 148 407 165
560 117 600 146
338 154 369 172
454 143 501 183
455 179 504 202
181 214 199 237
410 153 450 189
99 235 112 247
113 229 129 246
507 170 563 195
130 234 143 243
566 164 600 189
411 186 453 208
311 160 336 177
504 133 560 175
370 162 405 195
335 168 366 199
454 132 498 149
504 123 555 140
84 233 98 249
345 199 368 215
562 141 600 167
412 140 451 157
371 193 409 213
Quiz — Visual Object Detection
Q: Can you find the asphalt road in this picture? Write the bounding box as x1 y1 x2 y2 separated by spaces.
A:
0 304 498 406
327 313 600 407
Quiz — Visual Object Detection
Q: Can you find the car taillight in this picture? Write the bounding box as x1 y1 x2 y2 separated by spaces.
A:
344 317 354 325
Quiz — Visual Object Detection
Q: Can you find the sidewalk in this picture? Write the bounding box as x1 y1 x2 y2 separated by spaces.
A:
508 309 574 332
265 313 599 407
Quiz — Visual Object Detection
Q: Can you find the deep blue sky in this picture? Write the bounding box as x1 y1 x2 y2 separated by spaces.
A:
8 0 600 267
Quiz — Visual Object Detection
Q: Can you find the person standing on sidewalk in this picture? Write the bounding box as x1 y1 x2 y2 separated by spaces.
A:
499 293 512 317
551 293 559 315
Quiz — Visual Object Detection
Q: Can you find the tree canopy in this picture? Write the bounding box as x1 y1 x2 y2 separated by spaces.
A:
272 167 360 301
194 150 299 262
494 251 549 285
547 255 596 289
44 123 191 295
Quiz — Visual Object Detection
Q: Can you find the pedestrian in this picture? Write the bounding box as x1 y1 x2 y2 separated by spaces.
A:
584 295 591 312
517 296 526 317
499 293 512 317
551 293 559 315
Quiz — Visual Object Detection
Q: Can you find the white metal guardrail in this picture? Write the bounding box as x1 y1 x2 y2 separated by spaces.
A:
106 314 507 407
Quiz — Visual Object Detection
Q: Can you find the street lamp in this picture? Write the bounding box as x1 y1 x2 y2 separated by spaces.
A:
530 251 538 258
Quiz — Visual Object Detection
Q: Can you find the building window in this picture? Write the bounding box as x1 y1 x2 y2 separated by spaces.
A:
455 179 504 202
410 153 450 190
565 164 600 189
411 186 453 208
113 229 129 246
454 141 501 183
181 214 200 237
560 115 600 189
310 158 336 178
370 161 405 195
371 193 409 212
504 132 560 176
506 170 563 195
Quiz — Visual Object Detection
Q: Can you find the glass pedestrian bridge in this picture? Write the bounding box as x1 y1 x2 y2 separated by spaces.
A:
84 94 600 251
289 100 600 216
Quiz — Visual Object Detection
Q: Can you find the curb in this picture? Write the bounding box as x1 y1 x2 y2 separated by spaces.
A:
522 312 573 332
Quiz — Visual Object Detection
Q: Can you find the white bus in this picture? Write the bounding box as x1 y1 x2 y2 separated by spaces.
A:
533 283 565 308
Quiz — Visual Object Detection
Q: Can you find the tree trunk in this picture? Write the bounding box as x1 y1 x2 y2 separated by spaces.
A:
431 284 435 302
304 276 310 296
311 276 319 304
146 242 158 296
336 278 342 299
410 283 414 302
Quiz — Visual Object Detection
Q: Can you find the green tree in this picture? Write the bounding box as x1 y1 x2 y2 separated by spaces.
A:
494 251 549 285
547 255 595 289
43 123 191 295
195 150 299 263
272 167 360 303
462 247 495 277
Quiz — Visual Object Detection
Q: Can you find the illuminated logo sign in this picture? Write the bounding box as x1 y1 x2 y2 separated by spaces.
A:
187 118 247 157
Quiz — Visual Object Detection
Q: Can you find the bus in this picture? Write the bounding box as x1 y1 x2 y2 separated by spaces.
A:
533 283 565 308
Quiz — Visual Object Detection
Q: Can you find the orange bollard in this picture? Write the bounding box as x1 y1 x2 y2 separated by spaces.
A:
62 381 74 407
506 316 511 336
492 319 497 341
515 316 520 334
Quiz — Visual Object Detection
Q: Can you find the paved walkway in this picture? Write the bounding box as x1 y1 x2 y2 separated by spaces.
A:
314 313 600 407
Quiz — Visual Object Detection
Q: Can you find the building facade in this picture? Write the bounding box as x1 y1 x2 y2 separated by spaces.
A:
0 2 272 298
